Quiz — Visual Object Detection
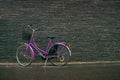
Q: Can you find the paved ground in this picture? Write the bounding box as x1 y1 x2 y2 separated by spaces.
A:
0 62 120 80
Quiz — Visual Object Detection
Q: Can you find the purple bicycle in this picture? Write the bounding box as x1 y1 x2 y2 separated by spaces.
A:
16 25 71 66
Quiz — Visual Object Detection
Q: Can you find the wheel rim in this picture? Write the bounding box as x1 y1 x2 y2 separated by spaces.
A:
49 44 70 66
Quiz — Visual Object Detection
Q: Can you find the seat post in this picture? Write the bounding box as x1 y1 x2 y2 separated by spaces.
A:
47 37 55 43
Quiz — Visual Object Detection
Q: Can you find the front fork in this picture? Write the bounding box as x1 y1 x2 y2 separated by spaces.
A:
24 43 35 62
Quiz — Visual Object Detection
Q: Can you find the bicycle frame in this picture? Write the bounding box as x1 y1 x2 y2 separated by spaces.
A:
24 29 70 62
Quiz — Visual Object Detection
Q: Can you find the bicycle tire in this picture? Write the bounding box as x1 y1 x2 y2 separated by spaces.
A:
16 44 32 66
49 44 71 66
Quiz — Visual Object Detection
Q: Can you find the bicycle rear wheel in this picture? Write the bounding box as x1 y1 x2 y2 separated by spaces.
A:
16 44 32 66
49 44 71 66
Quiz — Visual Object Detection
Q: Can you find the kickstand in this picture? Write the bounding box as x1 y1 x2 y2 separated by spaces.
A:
44 58 48 67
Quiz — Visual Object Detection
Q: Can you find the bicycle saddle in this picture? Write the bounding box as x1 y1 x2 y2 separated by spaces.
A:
47 37 55 39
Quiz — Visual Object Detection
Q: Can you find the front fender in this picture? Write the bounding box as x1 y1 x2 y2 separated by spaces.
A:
24 43 34 61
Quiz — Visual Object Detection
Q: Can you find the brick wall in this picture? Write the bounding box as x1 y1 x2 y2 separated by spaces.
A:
0 0 120 62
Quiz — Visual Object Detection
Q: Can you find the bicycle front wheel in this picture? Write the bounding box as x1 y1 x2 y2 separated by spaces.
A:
16 44 32 66
49 44 71 66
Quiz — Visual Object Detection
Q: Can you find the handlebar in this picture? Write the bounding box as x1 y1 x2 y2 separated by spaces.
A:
27 24 40 31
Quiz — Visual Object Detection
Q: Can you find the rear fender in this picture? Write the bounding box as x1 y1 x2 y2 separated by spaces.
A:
54 42 66 46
